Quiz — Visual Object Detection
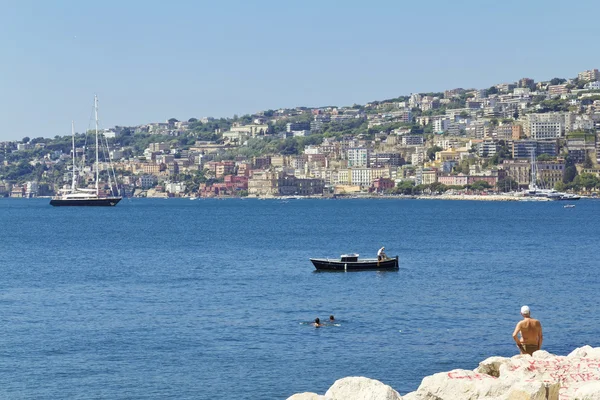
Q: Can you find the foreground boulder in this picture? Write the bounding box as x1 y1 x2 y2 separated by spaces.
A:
286 377 402 400
287 346 600 400
325 377 402 400
287 393 327 400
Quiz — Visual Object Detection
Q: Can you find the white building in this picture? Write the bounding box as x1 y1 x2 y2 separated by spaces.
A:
526 113 565 139
347 148 370 167
584 81 600 90
433 118 450 133
401 135 424 146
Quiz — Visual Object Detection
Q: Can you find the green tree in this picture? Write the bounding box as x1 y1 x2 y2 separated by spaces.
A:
497 177 518 192
395 180 415 195
563 165 578 183
427 145 443 161
470 180 492 191
487 86 498 95
22 136 30 143
583 154 594 168
574 173 599 191
549 78 566 85
536 153 553 161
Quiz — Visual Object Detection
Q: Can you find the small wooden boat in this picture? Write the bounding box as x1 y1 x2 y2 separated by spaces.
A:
310 254 399 271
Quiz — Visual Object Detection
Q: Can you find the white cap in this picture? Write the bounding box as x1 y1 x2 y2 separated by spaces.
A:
521 305 530 315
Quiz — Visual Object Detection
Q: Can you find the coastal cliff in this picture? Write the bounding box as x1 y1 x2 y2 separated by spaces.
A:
287 345 600 400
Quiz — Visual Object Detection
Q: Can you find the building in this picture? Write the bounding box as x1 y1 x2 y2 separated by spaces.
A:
526 113 565 139
248 171 324 197
477 141 498 157
495 123 514 141
512 140 558 158
578 69 600 82
438 174 468 186
548 84 569 97
372 177 395 193
370 152 403 167
287 122 310 132
536 161 565 189
401 135 424 146
499 160 530 186
518 78 535 89
433 118 450 133
347 148 370 167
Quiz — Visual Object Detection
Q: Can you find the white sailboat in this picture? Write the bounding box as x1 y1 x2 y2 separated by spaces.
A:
50 96 122 206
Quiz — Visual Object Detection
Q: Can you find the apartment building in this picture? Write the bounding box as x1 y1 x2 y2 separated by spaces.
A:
578 69 600 82
525 113 565 139
347 147 371 167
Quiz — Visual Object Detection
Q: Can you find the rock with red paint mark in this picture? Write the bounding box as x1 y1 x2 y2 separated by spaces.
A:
573 381 600 399
410 369 510 399
286 393 327 400
324 377 402 400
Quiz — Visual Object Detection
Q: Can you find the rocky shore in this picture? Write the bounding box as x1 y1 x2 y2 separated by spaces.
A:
287 345 600 400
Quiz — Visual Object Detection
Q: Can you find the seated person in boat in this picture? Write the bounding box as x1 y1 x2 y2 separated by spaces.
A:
377 246 387 261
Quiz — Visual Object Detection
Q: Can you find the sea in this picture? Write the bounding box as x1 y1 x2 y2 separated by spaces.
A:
0 197 599 399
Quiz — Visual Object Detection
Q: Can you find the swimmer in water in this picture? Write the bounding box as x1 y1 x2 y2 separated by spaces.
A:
313 317 322 327
329 315 335 322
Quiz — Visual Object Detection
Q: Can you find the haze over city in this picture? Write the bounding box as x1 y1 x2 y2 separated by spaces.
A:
1 0 598 141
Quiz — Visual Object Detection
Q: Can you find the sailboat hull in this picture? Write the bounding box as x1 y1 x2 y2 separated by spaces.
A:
50 197 122 207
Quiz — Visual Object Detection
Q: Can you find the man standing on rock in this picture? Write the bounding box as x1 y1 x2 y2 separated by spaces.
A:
512 305 543 355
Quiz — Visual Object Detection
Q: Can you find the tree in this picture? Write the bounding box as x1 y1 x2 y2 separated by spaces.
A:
487 86 498 95
549 78 566 85
497 177 518 192
395 180 415 195
188 118 198 123
537 153 552 162
470 180 492 191
574 173 599 191
427 145 443 161
583 154 594 168
22 136 30 143
563 165 578 183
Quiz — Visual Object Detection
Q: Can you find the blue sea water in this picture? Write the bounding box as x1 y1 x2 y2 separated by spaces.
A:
0 197 599 399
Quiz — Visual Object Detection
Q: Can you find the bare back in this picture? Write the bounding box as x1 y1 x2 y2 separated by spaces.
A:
517 318 542 345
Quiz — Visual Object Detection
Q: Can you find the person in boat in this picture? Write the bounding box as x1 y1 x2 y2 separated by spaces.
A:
512 305 543 355
377 246 387 261
313 318 322 327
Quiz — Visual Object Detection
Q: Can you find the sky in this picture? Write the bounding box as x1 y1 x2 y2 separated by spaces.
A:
1 0 599 141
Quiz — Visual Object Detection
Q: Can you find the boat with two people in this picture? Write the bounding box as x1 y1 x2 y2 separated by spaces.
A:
310 253 399 271
50 96 122 207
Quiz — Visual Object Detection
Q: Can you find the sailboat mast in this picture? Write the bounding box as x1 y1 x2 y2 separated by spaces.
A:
71 121 76 191
95 95 99 196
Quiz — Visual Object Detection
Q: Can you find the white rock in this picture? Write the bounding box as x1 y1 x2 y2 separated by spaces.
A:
415 369 510 399
568 345 593 358
286 393 327 400
573 381 600 399
531 350 553 359
325 377 402 400
504 380 559 400
476 356 510 377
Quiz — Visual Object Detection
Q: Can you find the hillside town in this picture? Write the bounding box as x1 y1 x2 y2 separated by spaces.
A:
2 68 600 199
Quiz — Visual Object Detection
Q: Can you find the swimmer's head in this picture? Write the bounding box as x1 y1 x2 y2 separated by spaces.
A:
315 318 320 324
329 315 335 321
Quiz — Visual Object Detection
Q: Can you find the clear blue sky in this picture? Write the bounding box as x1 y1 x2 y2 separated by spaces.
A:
1 0 598 141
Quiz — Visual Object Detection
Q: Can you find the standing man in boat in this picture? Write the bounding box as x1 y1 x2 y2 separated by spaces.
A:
377 246 387 261
512 305 543 355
